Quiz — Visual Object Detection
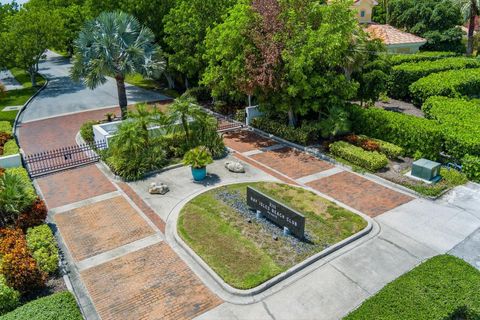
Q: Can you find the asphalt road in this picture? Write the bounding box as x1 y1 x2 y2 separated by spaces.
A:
18 51 170 123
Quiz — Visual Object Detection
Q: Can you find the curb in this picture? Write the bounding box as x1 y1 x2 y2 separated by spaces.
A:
169 182 374 298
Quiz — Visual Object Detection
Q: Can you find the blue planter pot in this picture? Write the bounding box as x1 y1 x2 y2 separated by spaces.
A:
191 167 207 181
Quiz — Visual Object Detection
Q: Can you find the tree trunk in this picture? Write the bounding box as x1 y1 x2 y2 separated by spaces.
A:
164 73 175 89
248 95 252 107
184 76 189 90
467 13 476 56
182 114 190 145
30 71 37 87
288 107 296 127
115 75 128 119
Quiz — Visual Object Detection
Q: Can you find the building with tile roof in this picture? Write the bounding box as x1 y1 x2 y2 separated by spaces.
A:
352 0 426 54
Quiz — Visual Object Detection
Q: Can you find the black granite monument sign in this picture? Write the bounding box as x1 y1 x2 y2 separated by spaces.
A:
247 186 305 238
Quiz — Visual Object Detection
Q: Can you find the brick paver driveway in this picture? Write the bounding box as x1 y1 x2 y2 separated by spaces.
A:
81 243 221 320
224 130 277 153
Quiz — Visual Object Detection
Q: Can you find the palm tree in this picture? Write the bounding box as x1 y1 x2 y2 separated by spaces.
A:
167 94 208 146
456 0 480 55
71 11 165 119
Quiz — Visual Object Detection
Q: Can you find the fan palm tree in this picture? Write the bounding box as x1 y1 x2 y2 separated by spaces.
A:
71 11 165 119
456 0 480 55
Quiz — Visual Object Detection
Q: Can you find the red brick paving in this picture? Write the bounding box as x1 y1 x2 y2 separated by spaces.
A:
307 171 413 217
36 164 116 209
223 130 277 153
18 108 119 154
250 147 334 179
55 196 155 262
117 181 166 233
81 242 221 320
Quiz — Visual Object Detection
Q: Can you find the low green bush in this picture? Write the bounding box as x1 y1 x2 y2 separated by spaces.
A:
26 225 59 274
374 138 404 159
2 140 19 156
251 117 311 145
463 155 480 182
0 122 12 134
0 291 83 320
349 105 443 160
390 58 480 100
410 68 480 106
185 86 211 103
5 167 36 201
345 255 480 320
0 168 36 224
0 276 20 316
422 97 480 159
79 120 99 144
388 51 457 66
330 141 388 171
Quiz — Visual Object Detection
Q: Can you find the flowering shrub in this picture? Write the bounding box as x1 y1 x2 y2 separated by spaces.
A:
26 225 59 274
0 228 46 293
16 198 48 232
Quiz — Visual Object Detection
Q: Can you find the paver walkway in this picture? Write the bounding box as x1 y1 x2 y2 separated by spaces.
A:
225 129 413 217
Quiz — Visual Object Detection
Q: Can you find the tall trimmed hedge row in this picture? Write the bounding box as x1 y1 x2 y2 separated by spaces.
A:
388 51 458 66
390 58 480 100
409 68 480 106
349 105 443 160
422 96 480 159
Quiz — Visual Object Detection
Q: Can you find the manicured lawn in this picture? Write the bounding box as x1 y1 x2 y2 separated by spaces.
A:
178 182 367 289
125 73 179 98
0 291 82 320
0 68 46 123
345 255 480 320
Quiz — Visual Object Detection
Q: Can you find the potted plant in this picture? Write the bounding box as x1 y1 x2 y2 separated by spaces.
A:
183 146 213 181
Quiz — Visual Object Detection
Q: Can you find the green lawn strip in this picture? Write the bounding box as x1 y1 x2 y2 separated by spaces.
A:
178 182 366 289
345 255 480 320
125 73 179 98
0 291 82 320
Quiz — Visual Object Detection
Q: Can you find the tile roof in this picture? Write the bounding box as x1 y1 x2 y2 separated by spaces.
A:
365 24 426 45
353 0 379 5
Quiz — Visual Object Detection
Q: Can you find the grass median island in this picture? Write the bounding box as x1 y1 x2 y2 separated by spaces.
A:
178 182 367 289
345 255 480 320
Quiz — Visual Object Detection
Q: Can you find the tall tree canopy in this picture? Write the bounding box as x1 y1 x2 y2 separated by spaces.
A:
202 0 359 125
455 0 480 55
163 0 237 88
1 8 63 85
387 0 464 52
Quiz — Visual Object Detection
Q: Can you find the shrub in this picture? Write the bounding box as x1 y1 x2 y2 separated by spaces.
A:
317 106 351 139
0 170 37 227
0 275 20 316
2 140 19 156
0 122 12 134
463 155 480 182
388 51 458 66
26 225 59 274
422 96 480 159
251 118 311 145
15 198 48 232
0 291 83 320
0 228 46 293
79 120 99 144
185 86 212 103
330 141 388 171
349 105 443 160
0 133 11 146
409 68 480 106
390 58 480 100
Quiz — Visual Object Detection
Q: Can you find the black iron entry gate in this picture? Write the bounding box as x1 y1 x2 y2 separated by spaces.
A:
23 141 106 178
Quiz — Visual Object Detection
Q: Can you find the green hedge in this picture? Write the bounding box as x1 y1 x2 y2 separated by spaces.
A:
0 292 82 320
2 140 19 156
390 58 480 100
330 141 388 171
349 105 443 160
463 155 480 182
388 51 458 66
410 68 480 106
345 255 480 320
79 120 99 144
26 225 59 274
4 167 36 201
0 276 20 316
251 117 313 145
422 97 480 159
0 121 12 134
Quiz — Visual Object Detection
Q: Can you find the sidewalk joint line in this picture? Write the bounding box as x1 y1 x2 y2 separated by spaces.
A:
49 191 122 215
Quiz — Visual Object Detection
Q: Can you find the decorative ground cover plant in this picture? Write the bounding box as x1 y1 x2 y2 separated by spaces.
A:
345 255 480 320
178 182 367 289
